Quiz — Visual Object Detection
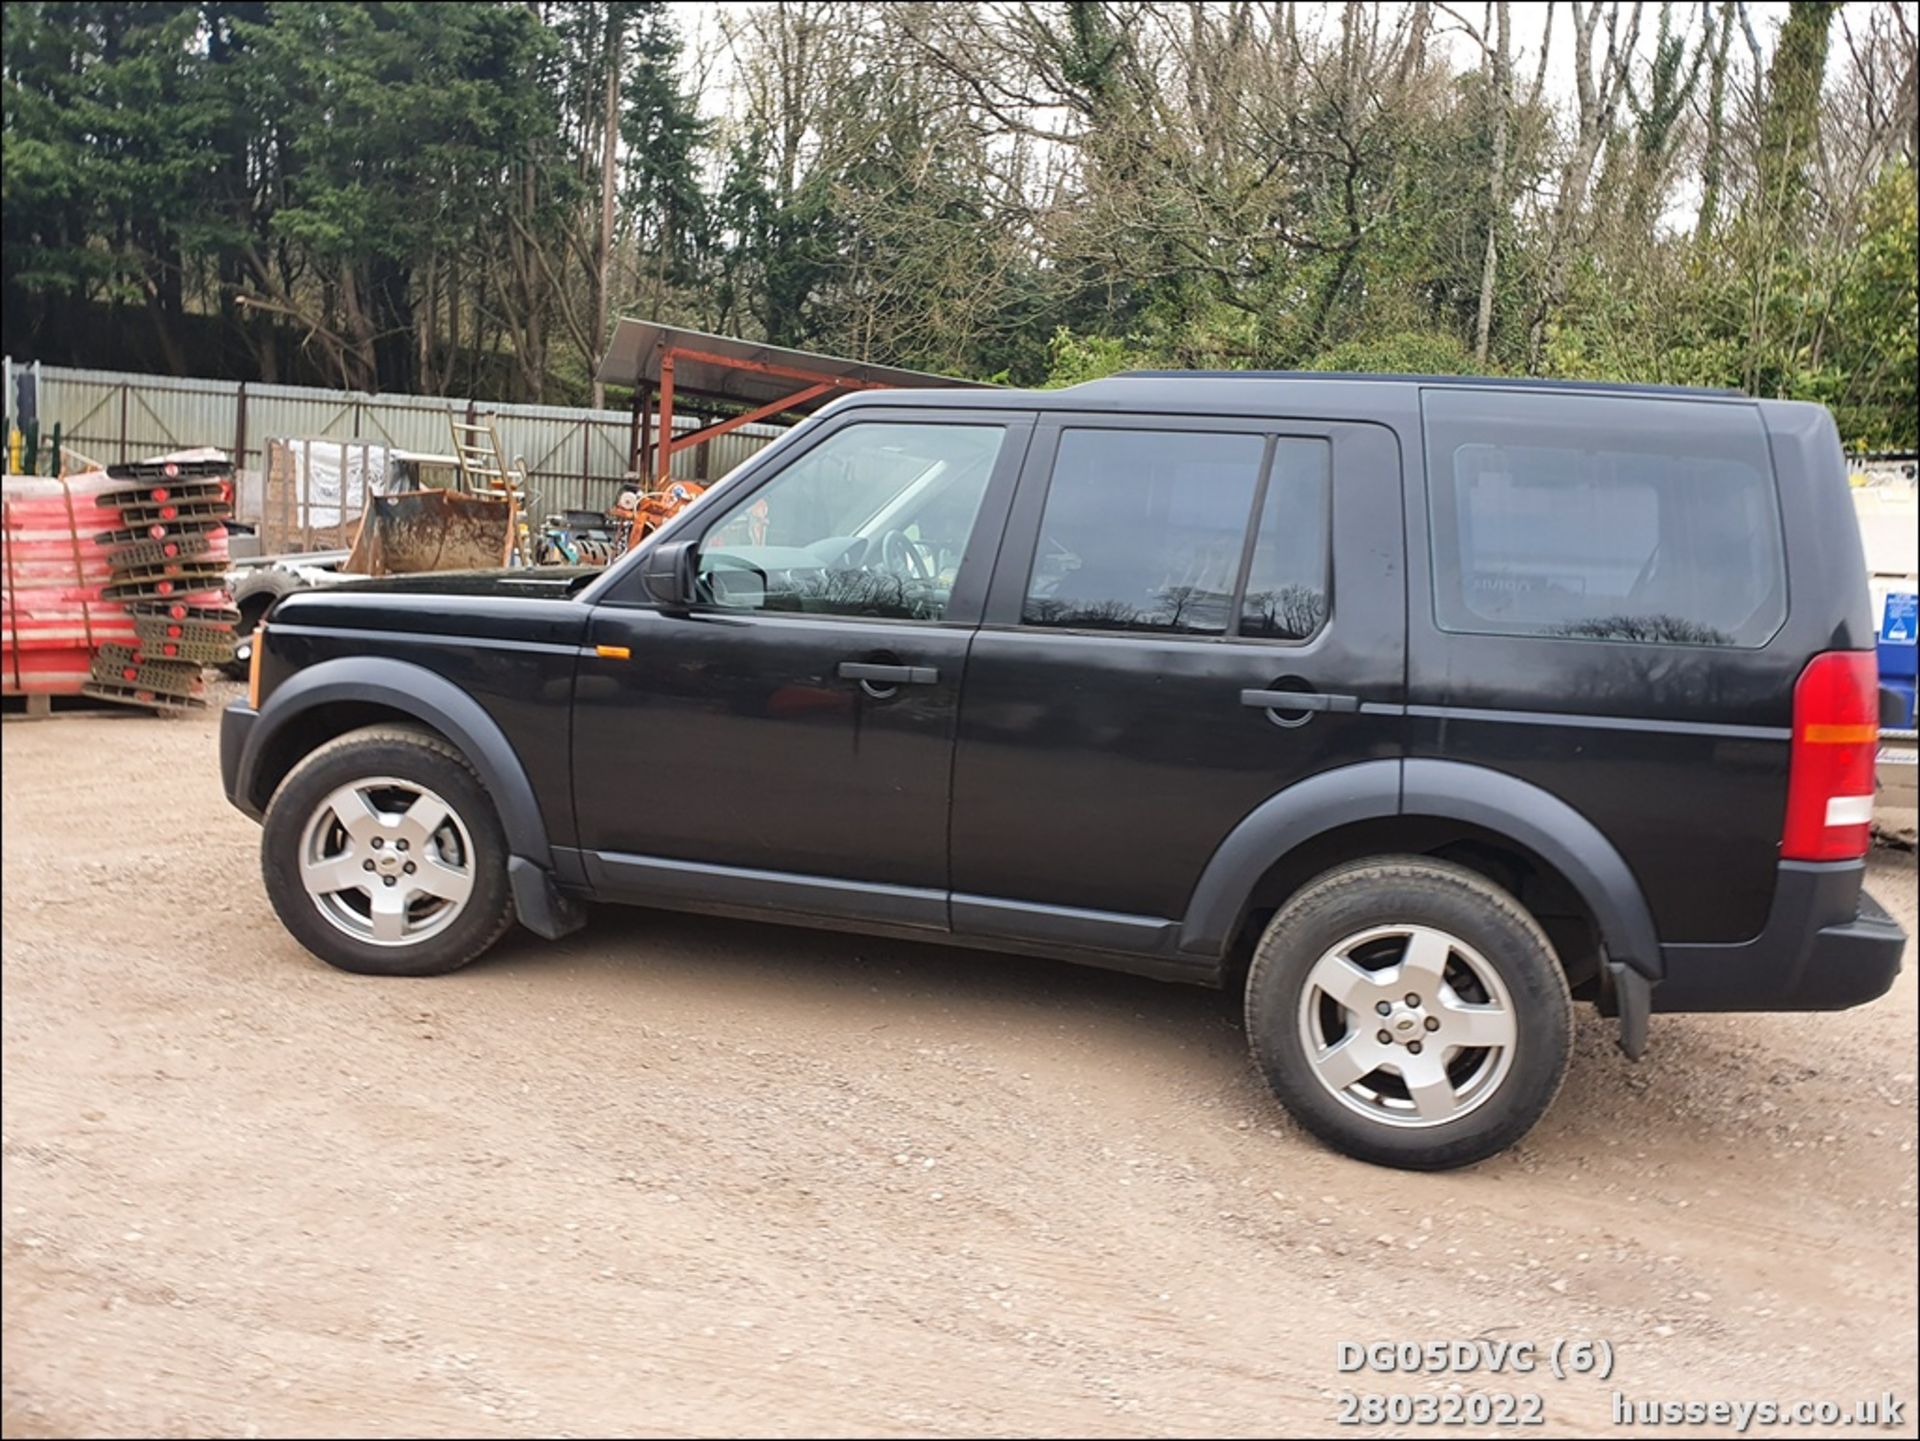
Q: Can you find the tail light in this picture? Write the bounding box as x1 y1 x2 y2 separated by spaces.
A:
1782 651 1879 861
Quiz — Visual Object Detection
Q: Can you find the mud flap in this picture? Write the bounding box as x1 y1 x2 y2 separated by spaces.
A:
1601 959 1652 1060
508 857 588 941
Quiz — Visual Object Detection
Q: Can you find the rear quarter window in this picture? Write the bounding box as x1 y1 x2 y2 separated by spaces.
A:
1423 390 1787 648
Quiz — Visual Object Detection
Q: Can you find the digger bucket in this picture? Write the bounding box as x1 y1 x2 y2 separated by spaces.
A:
344 488 517 576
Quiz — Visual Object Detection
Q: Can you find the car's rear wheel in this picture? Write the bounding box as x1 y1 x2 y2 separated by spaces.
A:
260 725 515 976
1245 857 1572 1170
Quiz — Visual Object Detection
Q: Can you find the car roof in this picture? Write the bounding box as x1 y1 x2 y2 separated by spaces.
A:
1118 370 1741 396
829 372 1750 424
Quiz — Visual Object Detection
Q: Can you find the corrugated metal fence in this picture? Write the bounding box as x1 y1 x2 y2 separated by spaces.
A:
12 363 786 514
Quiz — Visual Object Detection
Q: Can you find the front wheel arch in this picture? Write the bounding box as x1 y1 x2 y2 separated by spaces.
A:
239 657 554 864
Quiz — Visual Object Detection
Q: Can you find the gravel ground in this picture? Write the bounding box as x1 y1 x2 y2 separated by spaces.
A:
3 696 1915 1438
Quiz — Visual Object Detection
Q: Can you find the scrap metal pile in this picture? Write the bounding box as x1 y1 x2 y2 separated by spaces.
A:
2 451 238 711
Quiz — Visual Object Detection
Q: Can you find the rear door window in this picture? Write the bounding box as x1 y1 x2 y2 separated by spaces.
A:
1020 429 1330 639
1423 390 1786 647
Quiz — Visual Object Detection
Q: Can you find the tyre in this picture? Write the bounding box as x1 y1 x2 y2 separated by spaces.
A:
260 725 515 976
1244 856 1572 1170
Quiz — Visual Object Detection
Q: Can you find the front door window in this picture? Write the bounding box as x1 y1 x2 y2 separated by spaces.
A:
698 422 1007 621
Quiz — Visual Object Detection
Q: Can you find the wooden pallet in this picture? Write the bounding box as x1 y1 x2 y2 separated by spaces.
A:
2 690 155 720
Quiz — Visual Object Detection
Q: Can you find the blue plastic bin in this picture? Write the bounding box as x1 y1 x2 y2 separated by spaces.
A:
1879 589 1917 729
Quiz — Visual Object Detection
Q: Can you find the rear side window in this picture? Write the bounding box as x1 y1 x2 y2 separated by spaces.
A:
1424 390 1786 647
1022 429 1330 639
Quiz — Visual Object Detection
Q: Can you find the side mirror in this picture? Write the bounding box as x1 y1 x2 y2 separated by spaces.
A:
639 538 697 610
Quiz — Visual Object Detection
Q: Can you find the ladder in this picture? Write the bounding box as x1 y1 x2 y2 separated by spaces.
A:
448 413 533 565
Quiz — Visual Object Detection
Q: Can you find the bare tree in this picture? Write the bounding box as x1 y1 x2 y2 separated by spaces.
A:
1441 1 1514 363
1695 0 1738 241
1623 2 1712 235
1527 1 1645 371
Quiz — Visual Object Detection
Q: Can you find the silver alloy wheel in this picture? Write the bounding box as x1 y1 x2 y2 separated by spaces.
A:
297 776 475 947
1296 923 1518 1128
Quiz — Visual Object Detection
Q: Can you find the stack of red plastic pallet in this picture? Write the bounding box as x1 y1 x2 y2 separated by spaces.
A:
2 450 238 711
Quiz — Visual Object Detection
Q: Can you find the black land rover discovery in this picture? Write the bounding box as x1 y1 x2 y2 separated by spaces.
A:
220 374 1908 1169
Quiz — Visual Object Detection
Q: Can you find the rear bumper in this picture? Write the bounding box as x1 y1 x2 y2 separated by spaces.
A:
220 700 262 820
1655 860 1906 1012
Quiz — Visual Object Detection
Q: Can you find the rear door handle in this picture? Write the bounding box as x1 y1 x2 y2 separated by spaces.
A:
1240 689 1360 713
839 662 940 686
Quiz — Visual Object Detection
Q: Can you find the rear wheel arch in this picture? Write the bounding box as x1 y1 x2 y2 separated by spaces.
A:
1223 815 1608 999
1182 759 1660 990
1400 759 1661 981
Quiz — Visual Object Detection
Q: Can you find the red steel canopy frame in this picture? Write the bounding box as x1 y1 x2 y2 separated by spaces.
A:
596 319 990 491
646 347 882 486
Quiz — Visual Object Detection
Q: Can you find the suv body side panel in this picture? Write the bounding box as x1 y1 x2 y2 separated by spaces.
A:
1406 390 1846 944
217 378 1905 1019
950 415 1407 926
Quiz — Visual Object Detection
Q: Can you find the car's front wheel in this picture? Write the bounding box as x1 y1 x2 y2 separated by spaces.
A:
260 725 515 976
1245 857 1573 1170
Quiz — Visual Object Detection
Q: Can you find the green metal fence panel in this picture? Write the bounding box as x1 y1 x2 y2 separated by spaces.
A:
28 366 787 509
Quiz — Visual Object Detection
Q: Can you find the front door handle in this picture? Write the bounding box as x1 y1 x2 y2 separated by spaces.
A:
1241 688 1360 713
839 661 940 686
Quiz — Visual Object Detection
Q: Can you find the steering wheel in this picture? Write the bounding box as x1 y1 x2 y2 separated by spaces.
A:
878 528 934 583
